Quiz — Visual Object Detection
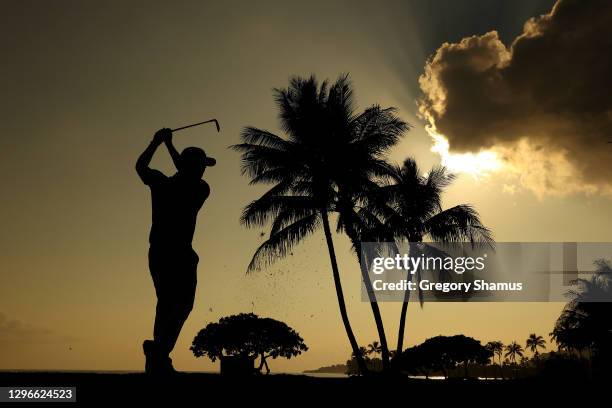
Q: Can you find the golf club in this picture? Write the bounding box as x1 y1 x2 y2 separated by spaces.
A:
172 119 220 133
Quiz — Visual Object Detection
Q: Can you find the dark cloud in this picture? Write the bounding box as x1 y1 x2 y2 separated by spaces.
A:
418 0 612 195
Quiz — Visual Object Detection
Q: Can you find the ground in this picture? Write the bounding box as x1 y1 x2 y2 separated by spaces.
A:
0 371 600 405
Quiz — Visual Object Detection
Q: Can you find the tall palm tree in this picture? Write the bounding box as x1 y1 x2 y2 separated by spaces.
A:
379 159 493 353
232 74 406 374
526 333 546 357
330 100 408 372
504 341 524 364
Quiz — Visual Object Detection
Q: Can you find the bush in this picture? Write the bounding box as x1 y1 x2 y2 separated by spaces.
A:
191 313 308 374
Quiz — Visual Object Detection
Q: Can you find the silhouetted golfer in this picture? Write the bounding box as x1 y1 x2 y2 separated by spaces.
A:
136 128 215 374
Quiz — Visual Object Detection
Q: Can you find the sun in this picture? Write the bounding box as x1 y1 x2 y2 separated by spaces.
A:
429 132 504 178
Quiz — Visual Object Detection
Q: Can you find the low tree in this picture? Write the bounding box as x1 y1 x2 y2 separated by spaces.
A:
397 345 436 379
450 335 493 378
367 341 382 357
485 341 504 378
352 346 368 360
553 260 612 352
551 259 612 377
191 313 308 374
505 341 524 365
526 333 546 358
550 310 591 355
419 337 457 378
346 345 384 375
486 341 504 365
396 335 491 379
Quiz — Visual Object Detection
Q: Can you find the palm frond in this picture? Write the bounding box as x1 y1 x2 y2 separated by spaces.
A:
238 127 291 150
424 204 494 246
270 197 318 235
426 165 456 191
241 191 303 227
326 73 355 124
247 213 320 273
231 142 296 179
352 106 409 154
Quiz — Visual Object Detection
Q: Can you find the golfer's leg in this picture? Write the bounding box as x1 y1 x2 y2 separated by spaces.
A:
159 255 197 355
162 295 194 354
153 298 173 354
149 249 174 356
152 249 198 357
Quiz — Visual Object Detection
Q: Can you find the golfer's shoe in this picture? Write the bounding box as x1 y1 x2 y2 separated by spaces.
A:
143 340 157 374
143 340 177 375
163 357 177 374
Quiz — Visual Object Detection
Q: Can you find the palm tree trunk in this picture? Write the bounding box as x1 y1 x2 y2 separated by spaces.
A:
320 208 368 375
397 242 415 354
396 269 411 353
340 211 390 372
355 241 390 372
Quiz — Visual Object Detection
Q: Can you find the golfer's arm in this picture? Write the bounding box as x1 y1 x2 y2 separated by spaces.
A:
165 140 181 170
135 140 161 178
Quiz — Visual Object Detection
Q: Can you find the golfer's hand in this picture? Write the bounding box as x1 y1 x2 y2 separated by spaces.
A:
153 128 172 144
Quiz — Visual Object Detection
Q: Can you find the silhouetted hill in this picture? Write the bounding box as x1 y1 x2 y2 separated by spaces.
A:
303 363 347 374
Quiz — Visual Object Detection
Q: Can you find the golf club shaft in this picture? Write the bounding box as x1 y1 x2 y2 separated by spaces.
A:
172 119 220 132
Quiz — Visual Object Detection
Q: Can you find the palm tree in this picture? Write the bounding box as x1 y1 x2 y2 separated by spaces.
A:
551 259 612 362
526 333 546 357
380 159 493 353
486 341 504 379
353 346 369 359
486 341 503 364
232 74 406 374
329 97 408 372
505 341 524 364
367 341 382 357
550 311 590 355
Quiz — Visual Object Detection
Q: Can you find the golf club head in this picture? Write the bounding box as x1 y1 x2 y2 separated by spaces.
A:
213 120 220 132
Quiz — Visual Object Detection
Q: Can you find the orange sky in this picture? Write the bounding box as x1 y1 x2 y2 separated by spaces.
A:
3 0 610 373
